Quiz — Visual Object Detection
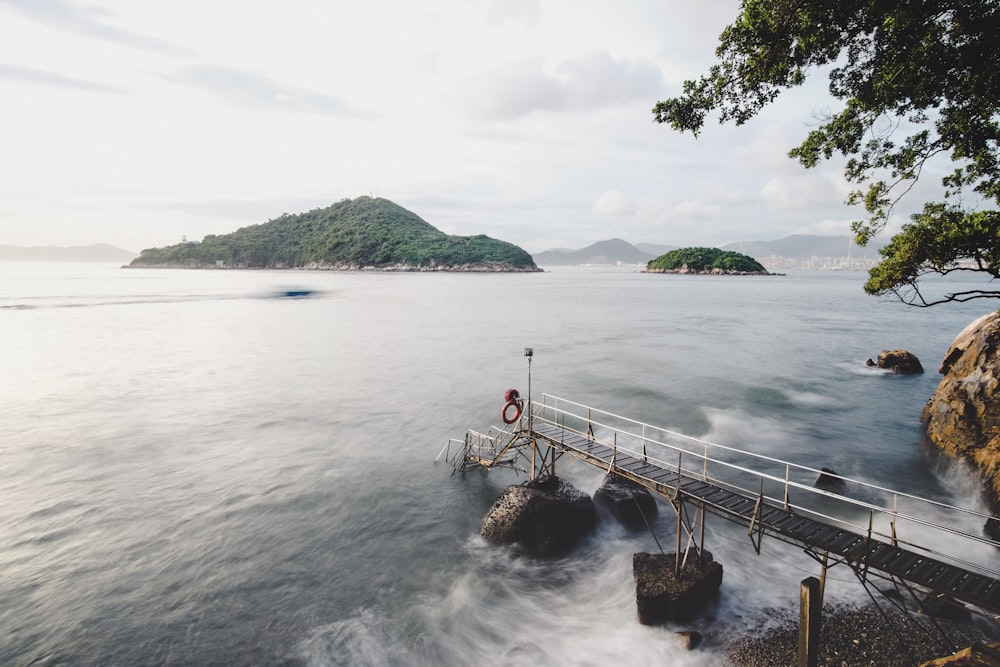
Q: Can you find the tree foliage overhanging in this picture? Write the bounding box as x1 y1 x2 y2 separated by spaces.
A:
128 197 538 271
653 0 1000 306
647 247 766 273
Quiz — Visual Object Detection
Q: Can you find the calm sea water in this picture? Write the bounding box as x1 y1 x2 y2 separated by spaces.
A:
0 263 994 666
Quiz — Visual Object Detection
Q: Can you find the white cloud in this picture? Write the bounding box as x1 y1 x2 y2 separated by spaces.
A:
0 63 130 93
592 190 637 217
166 65 369 118
485 0 542 27
557 50 663 107
673 199 720 221
455 50 663 120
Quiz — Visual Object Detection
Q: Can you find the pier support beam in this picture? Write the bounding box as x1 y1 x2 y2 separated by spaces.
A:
798 576 822 667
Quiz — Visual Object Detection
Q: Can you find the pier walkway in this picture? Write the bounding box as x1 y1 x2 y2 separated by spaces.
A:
439 394 1000 617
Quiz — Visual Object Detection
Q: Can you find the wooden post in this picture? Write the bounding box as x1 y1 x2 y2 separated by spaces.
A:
798 577 822 667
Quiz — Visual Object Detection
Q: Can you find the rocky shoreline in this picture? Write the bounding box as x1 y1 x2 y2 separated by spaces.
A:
726 601 998 666
642 267 776 275
123 261 542 272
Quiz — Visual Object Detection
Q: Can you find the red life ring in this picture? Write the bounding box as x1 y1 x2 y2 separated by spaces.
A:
505 388 520 402
501 399 522 424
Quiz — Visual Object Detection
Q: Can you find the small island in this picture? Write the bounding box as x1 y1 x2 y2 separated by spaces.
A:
126 196 540 272
644 247 770 275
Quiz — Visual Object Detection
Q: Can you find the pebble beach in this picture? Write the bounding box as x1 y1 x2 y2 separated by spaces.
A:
727 602 999 666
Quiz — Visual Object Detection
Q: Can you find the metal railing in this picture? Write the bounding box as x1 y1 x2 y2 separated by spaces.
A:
435 422 527 475
533 394 1000 582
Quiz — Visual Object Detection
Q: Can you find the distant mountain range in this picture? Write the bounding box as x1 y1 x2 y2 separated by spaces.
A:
533 235 883 266
0 243 136 262
532 238 658 266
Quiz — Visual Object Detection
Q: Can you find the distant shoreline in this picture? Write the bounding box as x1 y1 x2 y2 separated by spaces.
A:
123 262 542 272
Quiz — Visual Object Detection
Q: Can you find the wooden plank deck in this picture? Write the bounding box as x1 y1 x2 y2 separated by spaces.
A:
530 421 1000 613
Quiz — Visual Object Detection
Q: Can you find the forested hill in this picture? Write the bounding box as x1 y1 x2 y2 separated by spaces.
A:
127 197 540 271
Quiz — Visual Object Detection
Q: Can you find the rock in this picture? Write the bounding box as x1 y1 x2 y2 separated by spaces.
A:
986 517 1000 542
923 312 1000 507
814 467 847 493
875 348 925 374
920 593 971 621
673 630 703 650
594 474 659 528
633 550 723 625
480 476 596 557
918 641 1000 666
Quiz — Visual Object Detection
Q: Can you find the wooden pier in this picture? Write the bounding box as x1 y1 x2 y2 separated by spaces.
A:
439 393 1000 617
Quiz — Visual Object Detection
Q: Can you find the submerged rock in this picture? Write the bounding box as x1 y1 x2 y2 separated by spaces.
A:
673 630 703 651
480 476 596 557
814 467 847 494
920 594 971 621
923 312 1000 507
873 349 924 374
594 473 659 529
985 517 1000 542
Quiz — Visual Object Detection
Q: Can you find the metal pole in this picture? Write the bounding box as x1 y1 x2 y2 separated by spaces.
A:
524 347 534 479
527 353 532 433
675 500 683 576
699 502 706 563
818 550 829 608
784 464 790 511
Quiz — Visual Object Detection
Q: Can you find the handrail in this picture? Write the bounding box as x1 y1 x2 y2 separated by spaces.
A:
533 393 1000 580
540 394 993 521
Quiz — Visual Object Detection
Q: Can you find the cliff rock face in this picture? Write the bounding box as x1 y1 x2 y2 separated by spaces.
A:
922 312 1000 507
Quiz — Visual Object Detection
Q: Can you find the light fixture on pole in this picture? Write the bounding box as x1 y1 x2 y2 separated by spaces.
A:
523 348 533 431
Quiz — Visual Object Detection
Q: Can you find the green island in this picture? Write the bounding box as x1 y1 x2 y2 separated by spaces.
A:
126 196 540 272
644 247 769 274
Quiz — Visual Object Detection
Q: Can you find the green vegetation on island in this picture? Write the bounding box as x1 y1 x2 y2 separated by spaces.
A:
645 247 767 274
127 197 539 271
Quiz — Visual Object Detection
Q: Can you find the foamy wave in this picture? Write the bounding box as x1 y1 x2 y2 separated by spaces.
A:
702 407 803 456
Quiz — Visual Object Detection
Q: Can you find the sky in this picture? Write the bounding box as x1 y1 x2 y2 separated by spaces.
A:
0 0 922 254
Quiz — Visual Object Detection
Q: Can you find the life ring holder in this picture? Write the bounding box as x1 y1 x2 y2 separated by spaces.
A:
501 388 523 424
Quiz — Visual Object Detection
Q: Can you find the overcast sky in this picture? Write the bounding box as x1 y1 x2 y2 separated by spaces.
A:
0 0 920 254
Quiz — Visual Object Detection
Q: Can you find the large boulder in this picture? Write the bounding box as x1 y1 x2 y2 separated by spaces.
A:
922 312 1000 508
480 476 596 557
633 550 723 625
871 349 924 374
594 474 659 529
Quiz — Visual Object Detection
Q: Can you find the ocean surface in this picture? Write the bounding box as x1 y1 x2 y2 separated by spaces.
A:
0 262 995 666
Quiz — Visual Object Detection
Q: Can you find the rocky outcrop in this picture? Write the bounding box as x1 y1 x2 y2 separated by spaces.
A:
633 550 723 625
480 476 596 556
814 467 847 493
868 349 924 374
594 474 659 528
922 312 1000 508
